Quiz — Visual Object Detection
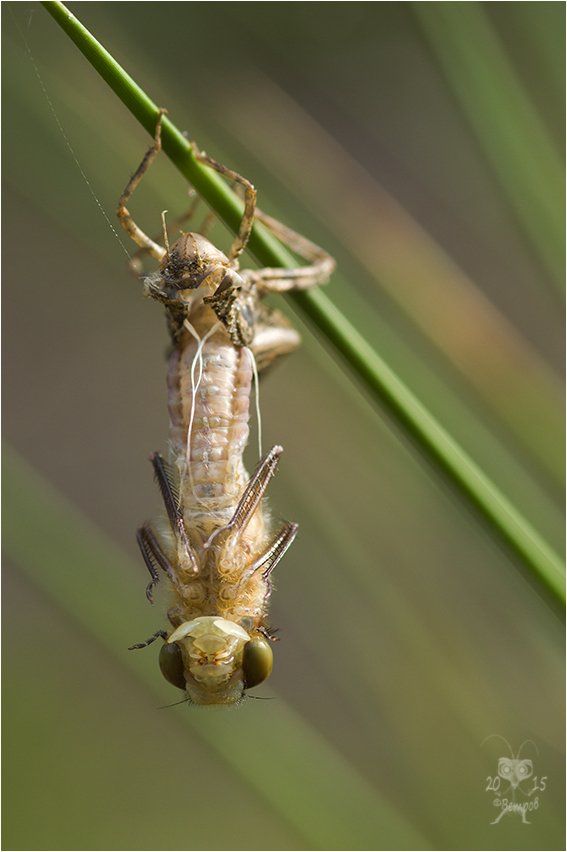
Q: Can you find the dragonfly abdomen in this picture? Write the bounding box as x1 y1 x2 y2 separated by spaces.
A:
168 326 253 524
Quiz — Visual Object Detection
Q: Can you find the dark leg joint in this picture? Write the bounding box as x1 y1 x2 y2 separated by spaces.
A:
128 629 168 650
258 625 280 643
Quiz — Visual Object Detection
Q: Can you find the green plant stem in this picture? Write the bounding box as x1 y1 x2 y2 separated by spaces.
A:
42 1 565 606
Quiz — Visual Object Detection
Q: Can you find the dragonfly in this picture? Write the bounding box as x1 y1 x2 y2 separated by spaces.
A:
118 110 334 705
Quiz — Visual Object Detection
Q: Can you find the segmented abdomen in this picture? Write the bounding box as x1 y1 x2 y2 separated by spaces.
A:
167 320 253 538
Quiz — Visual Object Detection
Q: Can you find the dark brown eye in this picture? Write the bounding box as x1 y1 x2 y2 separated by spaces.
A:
242 636 273 689
159 642 186 690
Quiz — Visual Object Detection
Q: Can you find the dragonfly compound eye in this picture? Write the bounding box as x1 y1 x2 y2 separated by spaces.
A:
159 641 186 690
242 636 273 689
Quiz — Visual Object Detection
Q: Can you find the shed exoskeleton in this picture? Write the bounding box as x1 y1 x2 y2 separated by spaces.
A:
119 110 334 705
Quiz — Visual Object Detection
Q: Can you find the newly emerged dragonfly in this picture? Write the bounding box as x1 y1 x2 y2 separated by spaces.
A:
119 111 334 705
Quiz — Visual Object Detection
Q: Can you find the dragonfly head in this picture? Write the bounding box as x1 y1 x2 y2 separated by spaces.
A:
158 233 229 290
159 616 273 705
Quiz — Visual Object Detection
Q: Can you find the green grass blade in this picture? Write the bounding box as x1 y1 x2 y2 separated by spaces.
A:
411 1 565 291
295 288 565 606
41 1 565 605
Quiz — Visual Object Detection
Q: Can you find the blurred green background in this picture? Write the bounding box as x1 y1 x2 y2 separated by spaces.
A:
3 2 564 850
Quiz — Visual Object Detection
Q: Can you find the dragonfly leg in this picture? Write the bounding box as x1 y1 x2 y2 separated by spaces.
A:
228 446 283 535
203 281 256 347
203 446 283 550
137 524 186 602
258 625 280 643
128 629 168 650
256 522 298 579
245 206 335 294
236 522 298 593
249 304 302 374
184 135 257 268
117 108 168 263
150 453 198 573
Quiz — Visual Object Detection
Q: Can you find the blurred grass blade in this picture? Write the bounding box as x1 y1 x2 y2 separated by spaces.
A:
411 1 565 291
42 1 565 604
2 444 430 850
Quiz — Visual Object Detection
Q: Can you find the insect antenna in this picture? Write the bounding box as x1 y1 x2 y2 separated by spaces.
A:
517 740 539 759
481 734 514 757
156 696 190 709
244 694 277 701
